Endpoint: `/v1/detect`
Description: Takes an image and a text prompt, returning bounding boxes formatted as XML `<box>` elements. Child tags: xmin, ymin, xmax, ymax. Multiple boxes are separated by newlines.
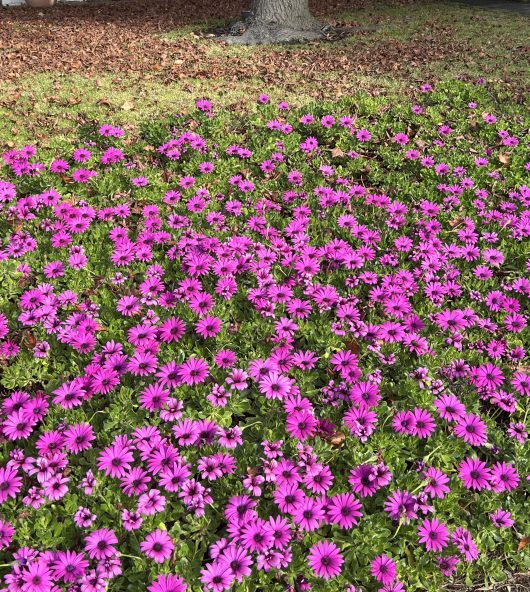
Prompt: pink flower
<box><xmin>418</xmin><ymin>518</ymin><xmax>449</xmax><ymax>552</ymax></box>
<box><xmin>148</xmin><ymin>574</ymin><xmax>187</xmax><ymax>592</ymax></box>
<box><xmin>178</xmin><ymin>357</ymin><xmax>209</xmax><ymax>385</ymax></box>
<box><xmin>371</xmin><ymin>554</ymin><xmax>397</xmax><ymax>584</ymax></box>
<box><xmin>140</xmin><ymin>529</ymin><xmax>174</xmax><ymax>563</ymax></box>
<box><xmin>84</xmin><ymin>529</ymin><xmax>118</xmax><ymax>560</ymax></box>
<box><xmin>307</xmin><ymin>540</ymin><xmax>344</xmax><ymax>579</ymax></box>
<box><xmin>454</xmin><ymin>413</ymin><xmax>487</xmax><ymax>446</ymax></box>
<box><xmin>459</xmin><ymin>457</ymin><xmax>491</xmax><ymax>491</ymax></box>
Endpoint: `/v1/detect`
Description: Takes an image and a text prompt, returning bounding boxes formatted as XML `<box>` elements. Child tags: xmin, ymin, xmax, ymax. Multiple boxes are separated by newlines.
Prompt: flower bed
<box><xmin>0</xmin><ymin>81</ymin><xmax>529</xmax><ymax>592</ymax></box>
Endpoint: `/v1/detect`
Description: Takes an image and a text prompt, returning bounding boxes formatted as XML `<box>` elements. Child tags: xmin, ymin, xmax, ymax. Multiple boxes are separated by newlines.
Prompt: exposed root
<box><xmin>218</xmin><ymin>10</ymin><xmax>328</xmax><ymax>45</ymax></box>
<box><xmin>221</xmin><ymin>23</ymin><xmax>324</xmax><ymax>45</ymax></box>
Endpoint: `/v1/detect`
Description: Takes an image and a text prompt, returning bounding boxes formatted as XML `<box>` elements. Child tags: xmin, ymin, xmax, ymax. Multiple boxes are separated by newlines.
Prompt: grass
<box><xmin>333</xmin><ymin>3</ymin><xmax>530</xmax><ymax>81</ymax></box>
<box><xmin>0</xmin><ymin>74</ymin><xmax>299</xmax><ymax>149</ymax></box>
<box><xmin>1</xmin><ymin>1</ymin><xmax>529</xmax><ymax>149</ymax></box>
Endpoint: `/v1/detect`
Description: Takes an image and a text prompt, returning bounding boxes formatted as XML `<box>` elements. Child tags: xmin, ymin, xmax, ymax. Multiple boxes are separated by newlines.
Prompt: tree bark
<box><xmin>223</xmin><ymin>0</ymin><xmax>324</xmax><ymax>45</ymax></box>
<box><xmin>252</xmin><ymin>0</ymin><xmax>320</xmax><ymax>31</ymax></box>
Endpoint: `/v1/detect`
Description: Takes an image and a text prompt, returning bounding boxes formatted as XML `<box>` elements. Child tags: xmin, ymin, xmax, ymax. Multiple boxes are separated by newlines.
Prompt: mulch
<box><xmin>0</xmin><ymin>0</ymin><xmax>474</xmax><ymax>91</ymax></box>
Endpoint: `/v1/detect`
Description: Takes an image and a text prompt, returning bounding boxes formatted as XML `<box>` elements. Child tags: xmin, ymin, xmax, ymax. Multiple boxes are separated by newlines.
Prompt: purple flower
<box><xmin>140</xmin><ymin>529</ymin><xmax>174</xmax><ymax>563</ymax></box>
<box><xmin>307</xmin><ymin>540</ymin><xmax>344</xmax><ymax>580</ymax></box>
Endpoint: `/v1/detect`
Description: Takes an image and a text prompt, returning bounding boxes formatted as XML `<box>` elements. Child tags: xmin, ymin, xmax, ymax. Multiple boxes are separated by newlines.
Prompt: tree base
<box><xmin>220</xmin><ymin>19</ymin><xmax>325</xmax><ymax>45</ymax></box>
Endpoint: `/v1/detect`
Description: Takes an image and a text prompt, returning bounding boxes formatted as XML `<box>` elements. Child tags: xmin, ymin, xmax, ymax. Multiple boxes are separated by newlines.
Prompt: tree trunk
<box><xmin>252</xmin><ymin>0</ymin><xmax>319</xmax><ymax>31</ymax></box>
<box><xmin>223</xmin><ymin>0</ymin><xmax>324</xmax><ymax>45</ymax></box>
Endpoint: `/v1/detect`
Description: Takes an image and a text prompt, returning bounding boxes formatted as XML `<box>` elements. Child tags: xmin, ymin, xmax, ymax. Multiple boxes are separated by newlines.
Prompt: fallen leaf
<box><xmin>0</xmin><ymin>0</ymin><xmax>487</xmax><ymax>99</ymax></box>
<box><xmin>518</xmin><ymin>537</ymin><xmax>530</xmax><ymax>551</ymax></box>
<box><xmin>22</xmin><ymin>332</ymin><xmax>37</xmax><ymax>349</ymax></box>
<box><xmin>345</xmin><ymin>338</ymin><xmax>361</xmax><ymax>356</ymax></box>
<box><xmin>324</xmin><ymin>430</ymin><xmax>346</xmax><ymax>447</ymax></box>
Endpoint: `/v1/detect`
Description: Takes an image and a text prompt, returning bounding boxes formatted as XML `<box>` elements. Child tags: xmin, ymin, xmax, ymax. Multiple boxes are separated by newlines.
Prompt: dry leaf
<box><xmin>498</xmin><ymin>153</ymin><xmax>510</xmax><ymax>164</ymax></box>
<box><xmin>329</xmin><ymin>431</ymin><xmax>346</xmax><ymax>447</ymax></box>
<box><xmin>345</xmin><ymin>338</ymin><xmax>361</xmax><ymax>356</ymax></box>
<box><xmin>518</xmin><ymin>536</ymin><xmax>530</xmax><ymax>551</ymax></box>
<box><xmin>22</xmin><ymin>332</ymin><xmax>37</xmax><ymax>349</ymax></box>
<box><xmin>324</xmin><ymin>430</ymin><xmax>346</xmax><ymax>447</ymax></box>
<box><xmin>0</xmin><ymin>0</ymin><xmax>479</xmax><ymax>99</ymax></box>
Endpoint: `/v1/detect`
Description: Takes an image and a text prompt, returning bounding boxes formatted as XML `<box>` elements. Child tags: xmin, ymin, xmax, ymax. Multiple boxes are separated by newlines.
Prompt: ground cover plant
<box><xmin>0</xmin><ymin>80</ymin><xmax>530</xmax><ymax>592</ymax></box>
